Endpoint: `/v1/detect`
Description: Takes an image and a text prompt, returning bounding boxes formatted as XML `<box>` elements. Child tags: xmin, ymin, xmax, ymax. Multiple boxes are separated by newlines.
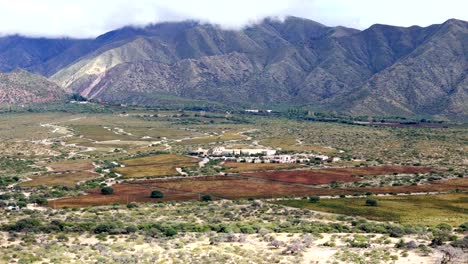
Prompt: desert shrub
<box><xmin>308</xmin><ymin>196</ymin><xmax>320</xmax><ymax>203</ymax></box>
<box><xmin>283</xmin><ymin>240</ymin><xmax>304</xmax><ymax>254</ymax></box>
<box><xmin>435</xmin><ymin>223</ymin><xmax>452</xmax><ymax>232</ymax></box>
<box><xmin>56</xmin><ymin>234</ymin><xmax>69</xmax><ymax>242</ymax></box>
<box><xmin>389</xmin><ymin>226</ymin><xmax>405</xmax><ymax>238</ymax></box>
<box><xmin>458</xmin><ymin>222</ymin><xmax>468</xmax><ymax>232</ymax></box>
<box><xmin>450</xmin><ymin>236</ymin><xmax>468</xmax><ymax>249</ymax></box>
<box><xmin>101</xmin><ymin>187</ymin><xmax>113</xmax><ymax>195</ymax></box>
<box><xmin>162</xmin><ymin>227</ymin><xmax>177</xmax><ymax>237</ymax></box>
<box><xmin>348</xmin><ymin>235</ymin><xmax>370</xmax><ymax>248</ymax></box>
<box><xmin>125</xmin><ymin>225</ymin><xmax>138</xmax><ymax>233</ymax></box>
<box><xmin>201</xmin><ymin>194</ymin><xmax>212</xmax><ymax>201</ymax></box>
<box><xmin>7</xmin><ymin>218</ymin><xmax>42</xmax><ymax>233</ymax></box>
<box><xmin>94</xmin><ymin>222</ymin><xmax>119</xmax><ymax>234</ymax></box>
<box><xmin>126</xmin><ymin>202</ymin><xmax>138</xmax><ymax>209</ymax></box>
<box><xmin>17</xmin><ymin>201</ymin><xmax>27</xmax><ymax>208</ymax></box>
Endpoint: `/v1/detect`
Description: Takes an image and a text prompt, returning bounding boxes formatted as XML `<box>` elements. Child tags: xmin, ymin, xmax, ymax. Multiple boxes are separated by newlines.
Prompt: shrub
<box><xmin>451</xmin><ymin>236</ymin><xmax>468</xmax><ymax>249</ymax></box>
<box><xmin>308</xmin><ymin>196</ymin><xmax>320</xmax><ymax>203</ymax></box>
<box><xmin>201</xmin><ymin>194</ymin><xmax>212</xmax><ymax>201</ymax></box>
<box><xmin>56</xmin><ymin>234</ymin><xmax>69</xmax><ymax>242</ymax></box>
<box><xmin>389</xmin><ymin>226</ymin><xmax>405</xmax><ymax>238</ymax></box>
<box><xmin>101</xmin><ymin>187</ymin><xmax>114</xmax><ymax>195</ymax></box>
<box><xmin>150</xmin><ymin>190</ymin><xmax>164</xmax><ymax>199</ymax></box>
<box><xmin>94</xmin><ymin>223</ymin><xmax>117</xmax><ymax>234</ymax></box>
<box><xmin>125</xmin><ymin>225</ymin><xmax>138</xmax><ymax>234</ymax></box>
<box><xmin>126</xmin><ymin>202</ymin><xmax>138</xmax><ymax>209</ymax></box>
<box><xmin>16</xmin><ymin>201</ymin><xmax>27</xmax><ymax>208</ymax></box>
<box><xmin>458</xmin><ymin>222</ymin><xmax>468</xmax><ymax>232</ymax></box>
<box><xmin>163</xmin><ymin>227</ymin><xmax>177</xmax><ymax>237</ymax></box>
<box><xmin>365</xmin><ymin>199</ymin><xmax>378</xmax><ymax>206</ymax></box>
<box><xmin>436</xmin><ymin>223</ymin><xmax>452</xmax><ymax>232</ymax></box>
<box><xmin>9</xmin><ymin>218</ymin><xmax>42</xmax><ymax>232</ymax></box>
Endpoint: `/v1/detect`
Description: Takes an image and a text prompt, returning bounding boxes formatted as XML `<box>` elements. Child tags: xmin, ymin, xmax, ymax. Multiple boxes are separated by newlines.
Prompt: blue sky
<box><xmin>0</xmin><ymin>0</ymin><xmax>466</xmax><ymax>37</ymax></box>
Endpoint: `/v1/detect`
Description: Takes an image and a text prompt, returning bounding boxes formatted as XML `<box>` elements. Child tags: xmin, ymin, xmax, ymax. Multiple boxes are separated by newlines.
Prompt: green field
<box><xmin>277</xmin><ymin>193</ymin><xmax>468</xmax><ymax>226</ymax></box>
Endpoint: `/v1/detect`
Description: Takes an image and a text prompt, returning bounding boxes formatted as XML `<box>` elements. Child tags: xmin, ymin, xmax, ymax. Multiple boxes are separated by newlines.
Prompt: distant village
<box><xmin>189</xmin><ymin>146</ymin><xmax>340</xmax><ymax>164</ymax></box>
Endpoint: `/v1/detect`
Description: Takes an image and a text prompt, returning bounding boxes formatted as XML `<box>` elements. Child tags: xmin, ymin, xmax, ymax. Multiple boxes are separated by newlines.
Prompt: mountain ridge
<box><xmin>0</xmin><ymin>16</ymin><xmax>466</xmax><ymax>120</ymax></box>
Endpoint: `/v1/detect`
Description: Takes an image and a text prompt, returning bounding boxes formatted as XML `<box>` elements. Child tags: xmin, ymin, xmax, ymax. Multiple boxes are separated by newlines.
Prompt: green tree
<box><xmin>150</xmin><ymin>190</ymin><xmax>164</xmax><ymax>198</ymax></box>
<box><xmin>365</xmin><ymin>199</ymin><xmax>378</xmax><ymax>206</ymax></box>
<box><xmin>308</xmin><ymin>196</ymin><xmax>320</xmax><ymax>203</ymax></box>
<box><xmin>101</xmin><ymin>187</ymin><xmax>114</xmax><ymax>195</ymax></box>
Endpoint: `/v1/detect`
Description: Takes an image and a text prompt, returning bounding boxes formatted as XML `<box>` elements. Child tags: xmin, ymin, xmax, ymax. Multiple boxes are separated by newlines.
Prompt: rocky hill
<box><xmin>0</xmin><ymin>69</ymin><xmax>68</xmax><ymax>105</ymax></box>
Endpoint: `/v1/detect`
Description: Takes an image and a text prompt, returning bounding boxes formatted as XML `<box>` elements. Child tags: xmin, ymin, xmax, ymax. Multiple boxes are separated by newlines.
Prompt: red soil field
<box><xmin>131</xmin><ymin>174</ymin><xmax>462</xmax><ymax>200</ymax></box>
<box><xmin>49</xmin><ymin>183</ymin><xmax>199</xmax><ymax>208</ymax></box>
<box><xmin>138</xmin><ymin>176</ymin><xmax>322</xmax><ymax>199</ymax></box>
<box><xmin>241</xmin><ymin>166</ymin><xmax>434</xmax><ymax>185</ymax></box>
<box><xmin>50</xmin><ymin>176</ymin><xmax>466</xmax><ymax>208</ymax></box>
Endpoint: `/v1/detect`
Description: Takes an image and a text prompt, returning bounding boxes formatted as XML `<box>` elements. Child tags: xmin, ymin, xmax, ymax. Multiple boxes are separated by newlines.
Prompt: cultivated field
<box><xmin>241</xmin><ymin>166</ymin><xmax>434</xmax><ymax>185</ymax></box>
<box><xmin>50</xmin><ymin>183</ymin><xmax>198</xmax><ymax>208</ymax></box>
<box><xmin>43</xmin><ymin>159</ymin><xmax>94</xmax><ymax>172</ymax></box>
<box><xmin>113</xmin><ymin>154</ymin><xmax>199</xmax><ymax>178</ymax></box>
<box><xmin>223</xmin><ymin>162</ymin><xmax>303</xmax><ymax>173</ymax></box>
<box><xmin>278</xmin><ymin>193</ymin><xmax>468</xmax><ymax>226</ymax></box>
<box><xmin>20</xmin><ymin>171</ymin><xmax>98</xmax><ymax>187</ymax></box>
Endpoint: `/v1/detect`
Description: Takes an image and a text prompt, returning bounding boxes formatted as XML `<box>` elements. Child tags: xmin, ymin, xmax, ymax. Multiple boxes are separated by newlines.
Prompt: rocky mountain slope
<box><xmin>0</xmin><ymin>69</ymin><xmax>68</xmax><ymax>105</ymax></box>
<box><xmin>0</xmin><ymin>17</ymin><xmax>466</xmax><ymax>119</ymax></box>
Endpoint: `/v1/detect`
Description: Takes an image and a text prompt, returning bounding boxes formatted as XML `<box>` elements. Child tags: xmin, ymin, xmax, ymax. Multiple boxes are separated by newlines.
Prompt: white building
<box><xmin>211</xmin><ymin>147</ymin><xmax>276</xmax><ymax>156</ymax></box>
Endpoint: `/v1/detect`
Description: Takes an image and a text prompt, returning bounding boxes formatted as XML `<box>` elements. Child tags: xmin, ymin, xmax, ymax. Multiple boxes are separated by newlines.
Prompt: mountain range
<box><xmin>0</xmin><ymin>16</ymin><xmax>466</xmax><ymax>120</ymax></box>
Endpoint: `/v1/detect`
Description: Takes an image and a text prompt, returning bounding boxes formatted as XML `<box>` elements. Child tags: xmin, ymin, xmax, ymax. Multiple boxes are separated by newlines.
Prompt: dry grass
<box><xmin>175</xmin><ymin>130</ymin><xmax>247</xmax><ymax>145</ymax></box>
<box><xmin>126</xmin><ymin>144</ymin><xmax>167</xmax><ymax>154</ymax></box>
<box><xmin>119</xmin><ymin>154</ymin><xmax>195</xmax><ymax>166</ymax></box>
<box><xmin>44</xmin><ymin>159</ymin><xmax>94</xmax><ymax>172</ymax></box>
<box><xmin>124</xmin><ymin>127</ymin><xmax>201</xmax><ymax>140</ymax></box>
<box><xmin>71</xmin><ymin>125</ymin><xmax>133</xmax><ymax>141</ymax></box>
<box><xmin>114</xmin><ymin>154</ymin><xmax>198</xmax><ymax>178</ymax></box>
<box><xmin>260</xmin><ymin>137</ymin><xmax>336</xmax><ymax>153</ymax></box>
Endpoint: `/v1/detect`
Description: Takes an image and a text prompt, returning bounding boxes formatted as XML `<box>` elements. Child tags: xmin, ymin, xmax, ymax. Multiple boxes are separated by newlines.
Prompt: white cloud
<box><xmin>0</xmin><ymin>0</ymin><xmax>466</xmax><ymax>38</ymax></box>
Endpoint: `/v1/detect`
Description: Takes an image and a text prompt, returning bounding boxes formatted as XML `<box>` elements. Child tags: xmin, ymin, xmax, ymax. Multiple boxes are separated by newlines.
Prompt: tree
<box><xmin>365</xmin><ymin>199</ymin><xmax>378</xmax><ymax>206</ymax></box>
<box><xmin>70</xmin><ymin>93</ymin><xmax>87</xmax><ymax>101</ymax></box>
<box><xmin>201</xmin><ymin>194</ymin><xmax>212</xmax><ymax>201</ymax></box>
<box><xmin>150</xmin><ymin>190</ymin><xmax>164</xmax><ymax>199</ymax></box>
<box><xmin>101</xmin><ymin>187</ymin><xmax>114</xmax><ymax>195</ymax></box>
<box><xmin>308</xmin><ymin>196</ymin><xmax>320</xmax><ymax>203</ymax></box>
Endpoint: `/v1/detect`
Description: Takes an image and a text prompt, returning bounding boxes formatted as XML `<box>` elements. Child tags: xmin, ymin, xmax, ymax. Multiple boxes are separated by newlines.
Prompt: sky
<box><xmin>0</xmin><ymin>0</ymin><xmax>466</xmax><ymax>38</ymax></box>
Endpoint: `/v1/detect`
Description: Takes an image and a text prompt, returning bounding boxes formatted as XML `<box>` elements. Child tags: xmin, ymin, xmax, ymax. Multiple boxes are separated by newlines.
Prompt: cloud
<box><xmin>0</xmin><ymin>0</ymin><xmax>466</xmax><ymax>38</ymax></box>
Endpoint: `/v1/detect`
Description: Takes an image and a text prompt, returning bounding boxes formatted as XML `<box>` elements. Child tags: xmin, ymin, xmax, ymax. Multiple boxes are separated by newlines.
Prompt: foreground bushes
<box><xmin>2</xmin><ymin>216</ymin><xmax>432</xmax><ymax>240</ymax></box>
